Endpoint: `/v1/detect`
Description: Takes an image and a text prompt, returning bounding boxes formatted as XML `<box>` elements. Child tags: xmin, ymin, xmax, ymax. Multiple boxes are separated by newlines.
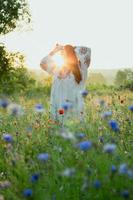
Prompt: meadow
<box><xmin>0</xmin><ymin>84</ymin><xmax>133</xmax><ymax>200</ymax></box>
<box><xmin>0</xmin><ymin>0</ymin><xmax>133</xmax><ymax>199</ymax></box>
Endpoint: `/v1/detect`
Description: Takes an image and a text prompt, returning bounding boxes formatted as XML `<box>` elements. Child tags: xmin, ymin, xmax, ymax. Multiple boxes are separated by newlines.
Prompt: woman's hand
<box><xmin>49</xmin><ymin>44</ymin><xmax>64</xmax><ymax>56</ymax></box>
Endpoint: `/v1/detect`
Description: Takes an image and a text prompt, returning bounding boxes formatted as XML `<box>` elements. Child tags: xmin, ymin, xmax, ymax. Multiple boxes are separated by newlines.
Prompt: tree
<box><xmin>0</xmin><ymin>0</ymin><xmax>31</xmax><ymax>35</ymax></box>
<box><xmin>0</xmin><ymin>1</ymin><xmax>33</xmax><ymax>94</ymax></box>
<box><xmin>0</xmin><ymin>43</ymin><xmax>35</xmax><ymax>94</ymax></box>
<box><xmin>0</xmin><ymin>43</ymin><xmax>14</xmax><ymax>78</ymax></box>
<box><xmin>115</xmin><ymin>69</ymin><xmax>133</xmax><ymax>86</ymax></box>
<box><xmin>0</xmin><ymin>43</ymin><xmax>25</xmax><ymax>80</ymax></box>
<box><xmin>114</xmin><ymin>70</ymin><xmax>127</xmax><ymax>86</ymax></box>
<box><xmin>0</xmin><ymin>0</ymin><xmax>31</xmax><ymax>78</ymax></box>
<box><xmin>124</xmin><ymin>69</ymin><xmax>133</xmax><ymax>81</ymax></box>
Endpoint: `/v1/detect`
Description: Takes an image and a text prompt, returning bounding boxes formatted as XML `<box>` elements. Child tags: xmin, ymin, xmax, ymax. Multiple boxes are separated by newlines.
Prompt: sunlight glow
<box><xmin>52</xmin><ymin>54</ymin><xmax>64</xmax><ymax>68</ymax></box>
<box><xmin>1</xmin><ymin>0</ymin><xmax>133</xmax><ymax>69</ymax></box>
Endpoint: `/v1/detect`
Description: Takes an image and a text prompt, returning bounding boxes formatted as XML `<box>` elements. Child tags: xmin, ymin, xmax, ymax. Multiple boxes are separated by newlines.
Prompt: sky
<box><xmin>0</xmin><ymin>0</ymin><xmax>133</xmax><ymax>69</ymax></box>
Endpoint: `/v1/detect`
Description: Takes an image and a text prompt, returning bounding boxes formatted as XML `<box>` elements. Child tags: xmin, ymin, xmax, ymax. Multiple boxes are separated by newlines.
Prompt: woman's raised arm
<box><xmin>40</xmin><ymin>54</ymin><xmax>56</xmax><ymax>75</ymax></box>
<box><xmin>40</xmin><ymin>44</ymin><xmax>64</xmax><ymax>75</ymax></box>
<box><xmin>40</xmin><ymin>54</ymin><xmax>56</xmax><ymax>74</ymax></box>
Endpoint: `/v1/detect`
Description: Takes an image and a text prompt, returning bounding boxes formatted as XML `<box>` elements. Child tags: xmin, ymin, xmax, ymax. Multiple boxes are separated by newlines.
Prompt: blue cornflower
<box><xmin>35</xmin><ymin>104</ymin><xmax>44</xmax><ymax>113</ymax></box>
<box><xmin>103</xmin><ymin>143</ymin><xmax>116</xmax><ymax>153</ymax></box>
<box><xmin>119</xmin><ymin>163</ymin><xmax>128</xmax><ymax>174</ymax></box>
<box><xmin>0</xmin><ymin>98</ymin><xmax>10</xmax><ymax>109</ymax></box>
<box><xmin>76</xmin><ymin>133</ymin><xmax>85</xmax><ymax>139</ymax></box>
<box><xmin>3</xmin><ymin>134</ymin><xmax>13</xmax><ymax>143</ymax></box>
<box><xmin>93</xmin><ymin>180</ymin><xmax>101</xmax><ymax>189</ymax></box>
<box><xmin>61</xmin><ymin>102</ymin><xmax>72</xmax><ymax>111</ymax></box>
<box><xmin>101</xmin><ymin>111</ymin><xmax>112</xmax><ymax>119</ymax></box>
<box><xmin>128</xmin><ymin>105</ymin><xmax>133</xmax><ymax>111</ymax></box>
<box><xmin>37</xmin><ymin>153</ymin><xmax>49</xmax><ymax>161</ymax></box>
<box><xmin>52</xmin><ymin>193</ymin><xmax>56</xmax><ymax>200</ymax></box>
<box><xmin>62</xmin><ymin>103</ymin><xmax>69</xmax><ymax>110</ymax></box>
<box><xmin>111</xmin><ymin>165</ymin><xmax>117</xmax><ymax>173</ymax></box>
<box><xmin>81</xmin><ymin>90</ymin><xmax>89</xmax><ymax>97</ymax></box>
<box><xmin>99</xmin><ymin>136</ymin><xmax>104</xmax><ymax>143</ymax></box>
<box><xmin>7</xmin><ymin>103</ymin><xmax>23</xmax><ymax>116</ymax></box>
<box><xmin>23</xmin><ymin>188</ymin><xmax>33</xmax><ymax>197</ymax></box>
<box><xmin>30</xmin><ymin>173</ymin><xmax>40</xmax><ymax>183</ymax></box>
<box><xmin>61</xmin><ymin>168</ymin><xmax>75</xmax><ymax>177</ymax></box>
<box><xmin>108</xmin><ymin>120</ymin><xmax>119</xmax><ymax>132</ymax></box>
<box><xmin>121</xmin><ymin>190</ymin><xmax>129</xmax><ymax>199</ymax></box>
<box><xmin>78</xmin><ymin>141</ymin><xmax>92</xmax><ymax>151</ymax></box>
<box><xmin>127</xmin><ymin>169</ymin><xmax>133</xmax><ymax>179</ymax></box>
<box><xmin>0</xmin><ymin>180</ymin><xmax>11</xmax><ymax>189</ymax></box>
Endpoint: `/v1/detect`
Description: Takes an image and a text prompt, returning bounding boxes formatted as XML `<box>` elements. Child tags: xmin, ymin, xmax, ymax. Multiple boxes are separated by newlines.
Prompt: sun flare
<box><xmin>52</xmin><ymin>54</ymin><xmax>64</xmax><ymax>68</ymax></box>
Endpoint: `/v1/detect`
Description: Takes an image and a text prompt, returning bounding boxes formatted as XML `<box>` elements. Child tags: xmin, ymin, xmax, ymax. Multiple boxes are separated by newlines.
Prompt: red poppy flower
<box><xmin>58</xmin><ymin>109</ymin><xmax>64</xmax><ymax>115</ymax></box>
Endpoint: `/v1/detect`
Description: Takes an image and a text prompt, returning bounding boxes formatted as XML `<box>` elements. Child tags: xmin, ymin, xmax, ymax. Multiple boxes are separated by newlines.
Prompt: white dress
<box><xmin>40</xmin><ymin>46</ymin><xmax>91</xmax><ymax>122</ymax></box>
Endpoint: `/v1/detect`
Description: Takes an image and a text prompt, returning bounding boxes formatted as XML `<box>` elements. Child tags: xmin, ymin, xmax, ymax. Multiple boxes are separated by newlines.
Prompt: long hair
<box><xmin>63</xmin><ymin>45</ymin><xmax>82</xmax><ymax>84</ymax></box>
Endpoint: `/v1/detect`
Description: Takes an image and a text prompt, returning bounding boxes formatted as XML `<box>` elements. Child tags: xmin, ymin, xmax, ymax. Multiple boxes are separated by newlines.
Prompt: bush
<box><xmin>114</xmin><ymin>69</ymin><xmax>133</xmax><ymax>91</ymax></box>
<box><xmin>123</xmin><ymin>80</ymin><xmax>133</xmax><ymax>91</ymax></box>
<box><xmin>0</xmin><ymin>44</ymin><xmax>36</xmax><ymax>95</ymax></box>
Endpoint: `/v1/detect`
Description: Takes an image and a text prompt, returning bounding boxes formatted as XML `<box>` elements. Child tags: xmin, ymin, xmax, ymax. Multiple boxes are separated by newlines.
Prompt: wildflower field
<box><xmin>0</xmin><ymin>87</ymin><xmax>133</xmax><ymax>200</ymax></box>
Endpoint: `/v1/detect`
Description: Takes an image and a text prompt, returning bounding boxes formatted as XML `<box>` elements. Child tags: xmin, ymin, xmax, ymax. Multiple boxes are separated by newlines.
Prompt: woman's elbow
<box><xmin>40</xmin><ymin>62</ymin><xmax>43</xmax><ymax>69</ymax></box>
<box><xmin>40</xmin><ymin>62</ymin><xmax>47</xmax><ymax>70</ymax></box>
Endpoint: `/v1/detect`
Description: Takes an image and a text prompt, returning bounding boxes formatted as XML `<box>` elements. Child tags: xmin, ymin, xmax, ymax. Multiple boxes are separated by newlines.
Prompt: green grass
<box><xmin>0</xmin><ymin>88</ymin><xmax>133</xmax><ymax>200</ymax></box>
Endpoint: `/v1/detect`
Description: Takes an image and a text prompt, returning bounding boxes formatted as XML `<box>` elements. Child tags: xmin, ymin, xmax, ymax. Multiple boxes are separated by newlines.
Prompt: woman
<box><xmin>40</xmin><ymin>44</ymin><xmax>91</xmax><ymax>122</ymax></box>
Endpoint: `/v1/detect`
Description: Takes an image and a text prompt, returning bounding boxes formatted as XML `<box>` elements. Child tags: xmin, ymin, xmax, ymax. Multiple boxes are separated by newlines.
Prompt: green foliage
<box><xmin>86</xmin><ymin>83</ymin><xmax>115</xmax><ymax>96</ymax></box>
<box><xmin>0</xmin><ymin>90</ymin><xmax>133</xmax><ymax>199</ymax></box>
<box><xmin>123</xmin><ymin>80</ymin><xmax>133</xmax><ymax>91</ymax></box>
<box><xmin>114</xmin><ymin>69</ymin><xmax>133</xmax><ymax>89</ymax></box>
<box><xmin>0</xmin><ymin>43</ymin><xmax>14</xmax><ymax>75</ymax></box>
<box><xmin>0</xmin><ymin>43</ymin><xmax>35</xmax><ymax>94</ymax></box>
<box><xmin>0</xmin><ymin>0</ymin><xmax>32</xmax><ymax>94</ymax></box>
<box><xmin>115</xmin><ymin>70</ymin><xmax>127</xmax><ymax>86</ymax></box>
<box><xmin>0</xmin><ymin>0</ymin><xmax>31</xmax><ymax>35</ymax></box>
